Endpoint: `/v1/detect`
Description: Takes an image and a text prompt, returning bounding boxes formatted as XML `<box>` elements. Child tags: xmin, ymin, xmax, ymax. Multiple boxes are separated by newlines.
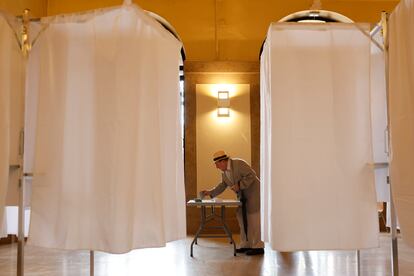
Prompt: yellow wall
<box><xmin>45</xmin><ymin>0</ymin><xmax>399</xmax><ymax>61</ymax></box>
<box><xmin>1</xmin><ymin>0</ymin><xmax>401</xmax><ymax>59</ymax></box>
<box><xmin>0</xmin><ymin>0</ymin><xmax>47</xmax><ymax>17</ymax></box>
<box><xmin>196</xmin><ymin>84</ymin><xmax>251</xmax><ymax>199</ymax></box>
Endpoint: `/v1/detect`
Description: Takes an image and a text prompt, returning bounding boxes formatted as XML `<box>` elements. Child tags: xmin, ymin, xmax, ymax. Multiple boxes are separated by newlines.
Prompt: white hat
<box><xmin>213</xmin><ymin>150</ymin><xmax>229</xmax><ymax>162</ymax></box>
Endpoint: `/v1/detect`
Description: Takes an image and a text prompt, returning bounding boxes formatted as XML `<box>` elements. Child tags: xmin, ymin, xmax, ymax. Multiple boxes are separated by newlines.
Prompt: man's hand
<box><xmin>200</xmin><ymin>190</ymin><xmax>211</xmax><ymax>198</ymax></box>
<box><xmin>231</xmin><ymin>183</ymin><xmax>240</xmax><ymax>193</ymax></box>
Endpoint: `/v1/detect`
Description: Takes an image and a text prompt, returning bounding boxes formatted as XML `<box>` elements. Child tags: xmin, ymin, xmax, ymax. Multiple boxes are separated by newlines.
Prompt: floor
<box><xmin>0</xmin><ymin>234</ymin><xmax>413</xmax><ymax>276</ymax></box>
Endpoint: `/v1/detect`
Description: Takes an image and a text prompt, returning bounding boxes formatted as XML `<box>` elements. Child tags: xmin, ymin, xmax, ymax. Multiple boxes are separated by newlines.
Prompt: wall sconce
<box><xmin>217</xmin><ymin>91</ymin><xmax>230</xmax><ymax>117</ymax></box>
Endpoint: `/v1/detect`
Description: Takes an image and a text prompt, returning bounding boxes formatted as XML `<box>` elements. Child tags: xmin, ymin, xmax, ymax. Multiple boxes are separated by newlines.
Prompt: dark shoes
<box><xmin>245</xmin><ymin>248</ymin><xmax>264</xmax><ymax>255</ymax></box>
<box><xmin>236</xmin><ymin>247</ymin><xmax>250</xmax><ymax>253</ymax></box>
<box><xmin>236</xmin><ymin>248</ymin><xmax>264</xmax><ymax>255</ymax></box>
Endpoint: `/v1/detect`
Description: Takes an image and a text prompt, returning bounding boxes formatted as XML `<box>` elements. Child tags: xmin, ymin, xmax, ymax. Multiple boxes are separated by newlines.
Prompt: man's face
<box><xmin>215</xmin><ymin>159</ymin><xmax>227</xmax><ymax>172</ymax></box>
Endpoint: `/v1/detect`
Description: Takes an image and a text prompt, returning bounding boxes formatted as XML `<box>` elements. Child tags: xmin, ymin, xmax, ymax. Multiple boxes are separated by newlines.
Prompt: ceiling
<box><xmin>0</xmin><ymin>0</ymin><xmax>400</xmax><ymax>61</ymax></box>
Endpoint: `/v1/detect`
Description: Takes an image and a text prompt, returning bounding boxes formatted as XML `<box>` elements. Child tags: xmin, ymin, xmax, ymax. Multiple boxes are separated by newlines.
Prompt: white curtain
<box><xmin>27</xmin><ymin>4</ymin><xmax>186</xmax><ymax>253</ymax></box>
<box><xmin>260</xmin><ymin>23</ymin><xmax>379</xmax><ymax>251</ymax></box>
<box><xmin>260</xmin><ymin>38</ymin><xmax>272</xmax><ymax>243</ymax></box>
<box><xmin>389</xmin><ymin>0</ymin><xmax>414</xmax><ymax>248</ymax></box>
<box><xmin>0</xmin><ymin>13</ymin><xmax>22</xmax><ymax>235</ymax></box>
<box><xmin>0</xmin><ymin>15</ymin><xmax>11</xmax><ymax>236</ymax></box>
<box><xmin>1</xmin><ymin>207</ymin><xmax>30</xmax><ymax>237</ymax></box>
<box><xmin>370</xmin><ymin>31</ymin><xmax>389</xmax><ymax>202</ymax></box>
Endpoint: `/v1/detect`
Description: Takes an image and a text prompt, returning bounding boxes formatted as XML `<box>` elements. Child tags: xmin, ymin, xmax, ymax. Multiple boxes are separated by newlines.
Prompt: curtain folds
<box><xmin>27</xmin><ymin>4</ymin><xmax>186</xmax><ymax>253</ymax></box>
<box><xmin>0</xmin><ymin>14</ymin><xmax>23</xmax><ymax>235</ymax></box>
<box><xmin>260</xmin><ymin>23</ymin><xmax>379</xmax><ymax>251</ymax></box>
<box><xmin>0</xmin><ymin>15</ymin><xmax>11</xmax><ymax>236</ymax></box>
<box><xmin>389</xmin><ymin>0</ymin><xmax>414</xmax><ymax>248</ymax></box>
<box><xmin>260</xmin><ymin>38</ymin><xmax>272</xmax><ymax>243</ymax></box>
<box><xmin>370</xmin><ymin>31</ymin><xmax>389</xmax><ymax>202</ymax></box>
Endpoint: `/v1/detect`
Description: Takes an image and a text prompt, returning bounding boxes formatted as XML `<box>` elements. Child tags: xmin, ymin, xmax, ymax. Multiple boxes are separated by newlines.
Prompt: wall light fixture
<box><xmin>217</xmin><ymin>91</ymin><xmax>230</xmax><ymax>117</ymax></box>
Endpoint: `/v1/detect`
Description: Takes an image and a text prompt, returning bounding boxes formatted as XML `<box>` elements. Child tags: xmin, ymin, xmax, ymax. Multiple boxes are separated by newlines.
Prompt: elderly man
<box><xmin>201</xmin><ymin>150</ymin><xmax>264</xmax><ymax>255</ymax></box>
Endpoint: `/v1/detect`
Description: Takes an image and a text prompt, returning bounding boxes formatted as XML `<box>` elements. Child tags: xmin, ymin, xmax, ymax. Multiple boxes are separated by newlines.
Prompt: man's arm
<box><xmin>209</xmin><ymin>182</ymin><xmax>227</xmax><ymax>198</ymax></box>
<box><xmin>202</xmin><ymin>182</ymin><xmax>227</xmax><ymax>198</ymax></box>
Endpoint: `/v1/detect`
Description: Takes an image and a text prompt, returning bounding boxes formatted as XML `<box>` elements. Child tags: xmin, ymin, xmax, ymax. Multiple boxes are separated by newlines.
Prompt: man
<box><xmin>201</xmin><ymin>150</ymin><xmax>265</xmax><ymax>255</ymax></box>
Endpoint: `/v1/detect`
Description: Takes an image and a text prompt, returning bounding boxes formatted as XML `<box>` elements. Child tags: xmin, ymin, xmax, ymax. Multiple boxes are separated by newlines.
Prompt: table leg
<box><xmin>221</xmin><ymin>206</ymin><xmax>237</xmax><ymax>256</ymax></box>
<box><xmin>191</xmin><ymin>206</ymin><xmax>206</xmax><ymax>257</ymax></box>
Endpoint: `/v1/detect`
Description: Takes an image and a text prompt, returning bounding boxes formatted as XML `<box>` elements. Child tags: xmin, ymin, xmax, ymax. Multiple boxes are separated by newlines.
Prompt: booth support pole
<box><xmin>16</xmin><ymin>8</ymin><xmax>31</xmax><ymax>276</ymax></box>
<box><xmin>17</xmin><ymin>178</ymin><xmax>24</xmax><ymax>276</ymax></box>
<box><xmin>90</xmin><ymin>251</ymin><xmax>94</xmax><ymax>276</ymax></box>
<box><xmin>357</xmin><ymin>250</ymin><xmax>361</xmax><ymax>275</ymax></box>
<box><xmin>381</xmin><ymin>11</ymin><xmax>399</xmax><ymax>276</ymax></box>
<box><xmin>390</xmin><ymin>184</ymin><xmax>399</xmax><ymax>276</ymax></box>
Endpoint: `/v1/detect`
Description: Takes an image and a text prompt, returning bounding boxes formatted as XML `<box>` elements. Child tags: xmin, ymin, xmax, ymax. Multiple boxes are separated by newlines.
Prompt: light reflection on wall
<box><xmin>196</xmin><ymin>84</ymin><xmax>251</xmax><ymax>199</ymax></box>
<box><xmin>208</xmin><ymin>109</ymin><xmax>246</xmax><ymax>124</ymax></box>
<box><xmin>210</xmin><ymin>84</ymin><xmax>237</xmax><ymax>98</ymax></box>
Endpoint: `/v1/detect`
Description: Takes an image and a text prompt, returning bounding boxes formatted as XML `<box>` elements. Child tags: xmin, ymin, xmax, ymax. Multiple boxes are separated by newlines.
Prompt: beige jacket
<box><xmin>210</xmin><ymin>158</ymin><xmax>260</xmax><ymax>213</ymax></box>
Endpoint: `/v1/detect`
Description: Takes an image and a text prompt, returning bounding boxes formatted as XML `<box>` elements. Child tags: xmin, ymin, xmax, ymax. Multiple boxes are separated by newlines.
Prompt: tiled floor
<box><xmin>0</xmin><ymin>234</ymin><xmax>413</xmax><ymax>276</ymax></box>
